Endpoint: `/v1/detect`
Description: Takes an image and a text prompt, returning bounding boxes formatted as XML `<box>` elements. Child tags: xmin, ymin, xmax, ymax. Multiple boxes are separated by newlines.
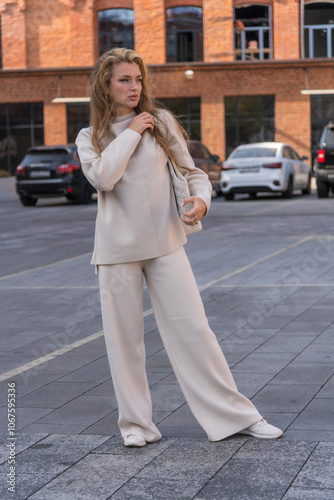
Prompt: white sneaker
<box><xmin>238</xmin><ymin>419</ymin><xmax>283</xmax><ymax>439</ymax></box>
<box><xmin>123</xmin><ymin>434</ymin><xmax>147</xmax><ymax>447</ymax></box>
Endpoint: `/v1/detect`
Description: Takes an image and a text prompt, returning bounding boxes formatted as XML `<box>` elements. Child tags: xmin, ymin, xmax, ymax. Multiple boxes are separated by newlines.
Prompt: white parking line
<box><xmin>0</xmin><ymin>236</ymin><xmax>314</xmax><ymax>382</ymax></box>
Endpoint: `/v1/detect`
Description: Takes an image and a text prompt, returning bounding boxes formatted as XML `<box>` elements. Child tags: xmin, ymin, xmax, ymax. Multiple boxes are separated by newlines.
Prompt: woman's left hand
<box><xmin>182</xmin><ymin>196</ymin><xmax>207</xmax><ymax>226</ymax></box>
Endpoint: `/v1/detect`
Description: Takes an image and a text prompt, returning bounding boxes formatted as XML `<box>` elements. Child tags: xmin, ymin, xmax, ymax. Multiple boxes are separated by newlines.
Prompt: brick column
<box><xmin>273</xmin><ymin>0</ymin><xmax>300</xmax><ymax>60</ymax></box>
<box><xmin>70</xmin><ymin>0</ymin><xmax>95</xmax><ymax>66</ymax></box>
<box><xmin>44</xmin><ymin>104</ymin><xmax>67</xmax><ymax>145</ymax></box>
<box><xmin>203</xmin><ymin>0</ymin><xmax>234</xmax><ymax>62</ymax></box>
<box><xmin>133</xmin><ymin>0</ymin><xmax>165</xmax><ymax>63</ymax></box>
<box><xmin>0</xmin><ymin>2</ymin><xmax>27</xmax><ymax>68</ymax></box>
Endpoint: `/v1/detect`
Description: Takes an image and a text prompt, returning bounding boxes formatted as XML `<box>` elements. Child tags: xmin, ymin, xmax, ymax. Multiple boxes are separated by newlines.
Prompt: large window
<box><xmin>234</xmin><ymin>5</ymin><xmax>271</xmax><ymax>60</ymax></box>
<box><xmin>67</xmin><ymin>104</ymin><xmax>89</xmax><ymax>143</ymax></box>
<box><xmin>304</xmin><ymin>2</ymin><xmax>334</xmax><ymax>58</ymax></box>
<box><xmin>311</xmin><ymin>95</ymin><xmax>334</xmax><ymax>165</ymax></box>
<box><xmin>0</xmin><ymin>16</ymin><xmax>2</xmax><ymax>69</ymax></box>
<box><xmin>158</xmin><ymin>98</ymin><xmax>201</xmax><ymax>140</ymax></box>
<box><xmin>225</xmin><ymin>96</ymin><xmax>275</xmax><ymax>157</ymax></box>
<box><xmin>0</xmin><ymin>103</ymin><xmax>44</xmax><ymax>175</ymax></box>
<box><xmin>166</xmin><ymin>7</ymin><xmax>203</xmax><ymax>62</ymax></box>
<box><xmin>98</xmin><ymin>9</ymin><xmax>134</xmax><ymax>55</ymax></box>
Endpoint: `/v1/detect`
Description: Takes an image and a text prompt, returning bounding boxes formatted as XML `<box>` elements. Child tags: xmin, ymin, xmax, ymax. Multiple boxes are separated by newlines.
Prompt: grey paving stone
<box><xmin>150</xmin><ymin>383</ymin><xmax>186</xmax><ymax>412</ymax></box>
<box><xmin>270</xmin><ymin>362</ymin><xmax>334</xmax><ymax>386</ymax></box>
<box><xmin>218</xmin><ymin>342</ymin><xmax>258</xmax><ymax>364</ymax></box>
<box><xmin>231</xmin><ymin>372</ymin><xmax>275</xmax><ymax>398</ymax></box>
<box><xmin>18</xmin><ymin>422</ymin><xmax>92</xmax><ymax>435</ymax></box>
<box><xmin>278</xmin><ymin>321</ymin><xmax>331</xmax><ymax>336</ymax></box>
<box><xmin>312</xmin><ymin>326</ymin><xmax>334</xmax><ymax>345</ymax></box>
<box><xmin>255</xmin><ymin>334</ymin><xmax>315</xmax><ymax>354</ymax></box>
<box><xmin>57</xmin><ymin>356</ymin><xmax>111</xmax><ymax>383</ymax></box>
<box><xmin>316</xmin><ymin>374</ymin><xmax>334</xmax><ymax>398</ymax></box>
<box><xmin>145</xmin><ymin>351</ymin><xmax>173</xmax><ymax>373</ymax></box>
<box><xmin>18</xmin><ymin>381</ymin><xmax>98</xmax><ymax>408</ymax></box>
<box><xmin>0</xmin><ymin>432</ymin><xmax>47</xmax><ymax>465</ymax></box>
<box><xmin>232</xmin><ymin>352</ymin><xmax>295</xmax><ymax>373</ymax></box>
<box><xmin>0</xmin><ymin>434</ymin><xmax>109</xmax><ymax>499</ymax></box>
<box><xmin>223</xmin><ymin>328</ymin><xmax>278</xmax><ymax>345</ymax></box>
<box><xmin>296</xmin><ymin>306</ymin><xmax>334</xmax><ymax>323</ymax></box>
<box><xmin>291</xmin><ymin>442</ymin><xmax>334</xmax><ymax>489</ymax></box>
<box><xmin>27</xmin><ymin>437</ymin><xmax>177</xmax><ymax>500</ymax></box>
<box><xmin>283</xmin><ymin>486</ymin><xmax>334</xmax><ymax>499</ymax></box>
<box><xmin>293</xmin><ymin>344</ymin><xmax>334</xmax><ymax>363</ymax></box>
<box><xmin>157</xmin><ymin>404</ymin><xmax>206</xmax><ymax>439</ymax></box>
<box><xmin>34</xmin><ymin>395</ymin><xmax>117</xmax><ymax>426</ymax></box>
<box><xmin>0</xmin><ymin>406</ymin><xmax>53</xmax><ymax>433</ymax></box>
<box><xmin>250</xmin><ymin>384</ymin><xmax>319</xmax><ymax>413</ymax></box>
<box><xmin>283</xmin><ymin>429</ymin><xmax>334</xmax><ymax>442</ymax></box>
<box><xmin>289</xmin><ymin>399</ymin><xmax>334</xmax><ymax>431</ymax></box>
<box><xmin>194</xmin><ymin>440</ymin><xmax>316</xmax><ymax>500</ymax></box>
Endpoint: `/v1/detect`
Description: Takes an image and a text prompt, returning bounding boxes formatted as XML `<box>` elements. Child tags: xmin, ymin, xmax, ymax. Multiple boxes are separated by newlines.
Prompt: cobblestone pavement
<box><xmin>1</xmin><ymin>177</ymin><xmax>334</xmax><ymax>499</ymax></box>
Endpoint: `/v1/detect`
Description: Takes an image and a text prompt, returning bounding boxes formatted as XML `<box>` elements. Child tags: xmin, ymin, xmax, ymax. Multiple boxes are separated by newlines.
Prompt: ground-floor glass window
<box><xmin>225</xmin><ymin>95</ymin><xmax>275</xmax><ymax>158</ymax></box>
<box><xmin>67</xmin><ymin>104</ymin><xmax>90</xmax><ymax>143</ymax></box>
<box><xmin>157</xmin><ymin>97</ymin><xmax>201</xmax><ymax>140</ymax></box>
<box><xmin>0</xmin><ymin>102</ymin><xmax>44</xmax><ymax>175</ymax></box>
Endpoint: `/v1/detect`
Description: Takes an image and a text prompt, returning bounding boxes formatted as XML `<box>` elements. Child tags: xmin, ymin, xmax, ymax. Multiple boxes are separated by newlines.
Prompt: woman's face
<box><xmin>109</xmin><ymin>62</ymin><xmax>142</xmax><ymax>116</ymax></box>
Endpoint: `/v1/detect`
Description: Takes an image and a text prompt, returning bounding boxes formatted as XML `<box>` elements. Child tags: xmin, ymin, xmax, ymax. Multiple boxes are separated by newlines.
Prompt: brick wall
<box><xmin>0</xmin><ymin>2</ymin><xmax>27</xmax><ymax>68</ymax></box>
<box><xmin>273</xmin><ymin>0</ymin><xmax>300</xmax><ymax>60</ymax></box>
<box><xmin>133</xmin><ymin>0</ymin><xmax>165</xmax><ymax>64</ymax></box>
<box><xmin>203</xmin><ymin>0</ymin><xmax>234</xmax><ymax>62</ymax></box>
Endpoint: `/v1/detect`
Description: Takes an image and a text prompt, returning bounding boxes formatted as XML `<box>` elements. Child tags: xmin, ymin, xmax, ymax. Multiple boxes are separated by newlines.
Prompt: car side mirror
<box><xmin>212</xmin><ymin>154</ymin><xmax>220</xmax><ymax>162</ymax></box>
<box><xmin>302</xmin><ymin>155</ymin><xmax>308</xmax><ymax>160</ymax></box>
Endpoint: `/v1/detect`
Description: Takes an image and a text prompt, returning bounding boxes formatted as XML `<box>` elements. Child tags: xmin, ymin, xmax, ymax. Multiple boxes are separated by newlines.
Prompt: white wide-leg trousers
<box><xmin>98</xmin><ymin>247</ymin><xmax>261</xmax><ymax>442</ymax></box>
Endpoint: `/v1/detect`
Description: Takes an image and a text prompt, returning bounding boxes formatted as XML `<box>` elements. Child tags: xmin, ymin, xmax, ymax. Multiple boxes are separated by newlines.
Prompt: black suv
<box><xmin>15</xmin><ymin>145</ymin><xmax>95</xmax><ymax>206</ymax></box>
<box><xmin>188</xmin><ymin>140</ymin><xmax>222</xmax><ymax>195</ymax></box>
<box><xmin>314</xmin><ymin>123</ymin><xmax>334</xmax><ymax>198</ymax></box>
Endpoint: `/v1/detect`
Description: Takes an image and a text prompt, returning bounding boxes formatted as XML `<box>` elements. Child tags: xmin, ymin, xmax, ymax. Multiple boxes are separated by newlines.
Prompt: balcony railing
<box><xmin>234</xmin><ymin>26</ymin><xmax>271</xmax><ymax>61</ymax></box>
<box><xmin>304</xmin><ymin>24</ymin><xmax>334</xmax><ymax>58</ymax></box>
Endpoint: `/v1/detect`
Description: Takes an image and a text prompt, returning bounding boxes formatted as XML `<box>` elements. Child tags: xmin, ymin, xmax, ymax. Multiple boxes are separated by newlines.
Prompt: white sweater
<box><xmin>75</xmin><ymin>109</ymin><xmax>212</xmax><ymax>265</ymax></box>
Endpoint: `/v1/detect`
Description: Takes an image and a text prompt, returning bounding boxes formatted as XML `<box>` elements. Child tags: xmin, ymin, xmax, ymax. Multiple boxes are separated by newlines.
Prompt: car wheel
<box><xmin>19</xmin><ymin>195</ymin><xmax>37</xmax><ymax>206</ymax></box>
<box><xmin>302</xmin><ymin>174</ymin><xmax>311</xmax><ymax>195</ymax></box>
<box><xmin>316</xmin><ymin>178</ymin><xmax>329</xmax><ymax>198</ymax></box>
<box><xmin>224</xmin><ymin>193</ymin><xmax>235</xmax><ymax>201</ymax></box>
<box><xmin>75</xmin><ymin>182</ymin><xmax>92</xmax><ymax>204</ymax></box>
<box><xmin>282</xmin><ymin>177</ymin><xmax>293</xmax><ymax>198</ymax></box>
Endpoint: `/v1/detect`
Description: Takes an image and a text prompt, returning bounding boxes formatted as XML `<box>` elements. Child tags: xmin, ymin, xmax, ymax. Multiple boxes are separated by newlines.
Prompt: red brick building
<box><xmin>1</xmin><ymin>0</ymin><xmax>334</xmax><ymax>173</ymax></box>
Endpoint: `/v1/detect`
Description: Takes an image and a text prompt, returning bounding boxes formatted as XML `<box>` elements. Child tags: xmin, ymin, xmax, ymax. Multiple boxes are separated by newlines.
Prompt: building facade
<box><xmin>1</xmin><ymin>0</ymin><xmax>334</xmax><ymax>173</ymax></box>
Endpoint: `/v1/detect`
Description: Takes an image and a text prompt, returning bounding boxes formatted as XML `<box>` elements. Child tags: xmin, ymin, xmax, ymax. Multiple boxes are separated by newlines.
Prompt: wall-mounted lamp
<box><xmin>184</xmin><ymin>69</ymin><xmax>194</xmax><ymax>79</ymax></box>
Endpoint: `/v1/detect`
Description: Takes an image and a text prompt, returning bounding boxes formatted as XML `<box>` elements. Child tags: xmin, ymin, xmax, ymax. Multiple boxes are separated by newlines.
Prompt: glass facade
<box><xmin>225</xmin><ymin>96</ymin><xmax>275</xmax><ymax>158</ymax></box>
<box><xmin>98</xmin><ymin>9</ymin><xmax>134</xmax><ymax>55</ymax></box>
<box><xmin>166</xmin><ymin>7</ymin><xmax>203</xmax><ymax>62</ymax></box>
<box><xmin>234</xmin><ymin>5</ymin><xmax>271</xmax><ymax>60</ymax></box>
<box><xmin>67</xmin><ymin>104</ymin><xmax>90</xmax><ymax>144</ymax></box>
<box><xmin>158</xmin><ymin>98</ymin><xmax>201</xmax><ymax>140</ymax></box>
<box><xmin>0</xmin><ymin>103</ymin><xmax>44</xmax><ymax>175</ymax></box>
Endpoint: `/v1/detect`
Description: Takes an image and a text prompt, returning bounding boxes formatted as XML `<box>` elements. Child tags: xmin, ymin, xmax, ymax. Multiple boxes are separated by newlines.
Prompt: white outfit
<box><xmin>76</xmin><ymin>110</ymin><xmax>261</xmax><ymax>442</ymax></box>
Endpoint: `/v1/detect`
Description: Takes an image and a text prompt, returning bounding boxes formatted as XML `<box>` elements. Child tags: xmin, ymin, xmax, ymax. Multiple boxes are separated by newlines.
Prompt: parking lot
<box><xmin>1</xmin><ymin>177</ymin><xmax>334</xmax><ymax>499</ymax></box>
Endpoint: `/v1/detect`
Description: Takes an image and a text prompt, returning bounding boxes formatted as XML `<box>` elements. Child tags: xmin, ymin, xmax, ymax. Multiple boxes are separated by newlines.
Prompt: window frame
<box><xmin>234</xmin><ymin>4</ymin><xmax>272</xmax><ymax>61</ymax></box>
<box><xmin>98</xmin><ymin>8</ymin><xmax>135</xmax><ymax>55</ymax></box>
<box><xmin>165</xmin><ymin>6</ymin><xmax>203</xmax><ymax>63</ymax></box>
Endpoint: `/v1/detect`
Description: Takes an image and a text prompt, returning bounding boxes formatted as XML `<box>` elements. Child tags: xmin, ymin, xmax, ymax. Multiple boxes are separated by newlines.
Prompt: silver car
<box><xmin>221</xmin><ymin>142</ymin><xmax>312</xmax><ymax>200</ymax></box>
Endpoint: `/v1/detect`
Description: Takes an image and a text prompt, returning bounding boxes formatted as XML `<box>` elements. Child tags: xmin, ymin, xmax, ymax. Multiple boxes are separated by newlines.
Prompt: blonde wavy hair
<box><xmin>89</xmin><ymin>47</ymin><xmax>186</xmax><ymax>156</ymax></box>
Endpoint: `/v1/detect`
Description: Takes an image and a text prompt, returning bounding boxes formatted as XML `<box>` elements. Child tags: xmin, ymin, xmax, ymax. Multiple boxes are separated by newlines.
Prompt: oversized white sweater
<box><xmin>75</xmin><ymin>109</ymin><xmax>212</xmax><ymax>265</ymax></box>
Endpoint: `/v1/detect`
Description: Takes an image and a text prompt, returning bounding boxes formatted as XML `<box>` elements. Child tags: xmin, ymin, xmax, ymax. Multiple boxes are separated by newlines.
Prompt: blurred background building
<box><xmin>0</xmin><ymin>0</ymin><xmax>334</xmax><ymax>174</ymax></box>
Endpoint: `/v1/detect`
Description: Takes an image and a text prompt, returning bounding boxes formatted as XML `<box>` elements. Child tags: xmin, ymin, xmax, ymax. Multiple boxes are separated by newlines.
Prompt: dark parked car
<box><xmin>314</xmin><ymin>122</ymin><xmax>334</xmax><ymax>198</ymax></box>
<box><xmin>15</xmin><ymin>145</ymin><xmax>95</xmax><ymax>206</ymax></box>
<box><xmin>188</xmin><ymin>140</ymin><xmax>222</xmax><ymax>195</ymax></box>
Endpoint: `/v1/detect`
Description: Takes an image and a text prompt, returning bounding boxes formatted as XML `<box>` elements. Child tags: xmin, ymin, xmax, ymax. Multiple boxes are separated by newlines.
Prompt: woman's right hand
<box><xmin>128</xmin><ymin>112</ymin><xmax>154</xmax><ymax>135</ymax></box>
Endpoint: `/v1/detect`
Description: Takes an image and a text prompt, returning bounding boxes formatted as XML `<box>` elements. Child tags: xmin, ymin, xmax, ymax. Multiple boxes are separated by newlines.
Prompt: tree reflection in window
<box><xmin>234</xmin><ymin>5</ymin><xmax>271</xmax><ymax>61</ymax></box>
<box><xmin>98</xmin><ymin>9</ymin><xmax>134</xmax><ymax>55</ymax></box>
<box><xmin>166</xmin><ymin>7</ymin><xmax>203</xmax><ymax>62</ymax></box>
<box><xmin>304</xmin><ymin>2</ymin><xmax>334</xmax><ymax>58</ymax></box>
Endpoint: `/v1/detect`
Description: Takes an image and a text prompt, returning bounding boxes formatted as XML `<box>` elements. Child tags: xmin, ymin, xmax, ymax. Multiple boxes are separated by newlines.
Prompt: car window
<box><xmin>289</xmin><ymin>148</ymin><xmax>301</xmax><ymax>161</ymax></box>
<box><xmin>282</xmin><ymin>147</ymin><xmax>292</xmax><ymax>159</ymax></box>
<box><xmin>232</xmin><ymin>147</ymin><xmax>277</xmax><ymax>159</ymax></box>
<box><xmin>189</xmin><ymin>143</ymin><xmax>205</xmax><ymax>159</ymax></box>
<box><xmin>325</xmin><ymin>128</ymin><xmax>334</xmax><ymax>147</ymax></box>
<box><xmin>21</xmin><ymin>150</ymin><xmax>68</xmax><ymax>165</ymax></box>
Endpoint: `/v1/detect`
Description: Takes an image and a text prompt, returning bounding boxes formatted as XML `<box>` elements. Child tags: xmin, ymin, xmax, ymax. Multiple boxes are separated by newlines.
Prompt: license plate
<box><xmin>30</xmin><ymin>170</ymin><xmax>50</xmax><ymax>178</ymax></box>
<box><xmin>239</xmin><ymin>167</ymin><xmax>260</xmax><ymax>173</ymax></box>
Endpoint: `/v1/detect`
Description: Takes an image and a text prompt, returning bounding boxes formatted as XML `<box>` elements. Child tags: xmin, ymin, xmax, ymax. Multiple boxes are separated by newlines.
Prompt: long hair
<box><xmin>89</xmin><ymin>47</ymin><xmax>187</xmax><ymax>157</ymax></box>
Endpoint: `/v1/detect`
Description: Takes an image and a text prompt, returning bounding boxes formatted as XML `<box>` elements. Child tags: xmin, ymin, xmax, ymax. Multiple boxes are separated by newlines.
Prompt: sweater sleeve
<box><xmin>161</xmin><ymin>110</ymin><xmax>212</xmax><ymax>214</ymax></box>
<box><xmin>75</xmin><ymin>127</ymin><xmax>142</xmax><ymax>192</ymax></box>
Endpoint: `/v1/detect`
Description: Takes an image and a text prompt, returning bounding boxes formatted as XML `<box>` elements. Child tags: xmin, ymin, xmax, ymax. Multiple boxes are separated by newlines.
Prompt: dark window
<box><xmin>158</xmin><ymin>98</ymin><xmax>201</xmax><ymax>140</ymax></box>
<box><xmin>0</xmin><ymin>103</ymin><xmax>44</xmax><ymax>175</ymax></box>
<box><xmin>225</xmin><ymin>96</ymin><xmax>275</xmax><ymax>158</ymax></box>
<box><xmin>98</xmin><ymin>9</ymin><xmax>134</xmax><ymax>55</ymax></box>
<box><xmin>304</xmin><ymin>3</ymin><xmax>334</xmax><ymax>58</ymax></box>
<box><xmin>67</xmin><ymin>104</ymin><xmax>90</xmax><ymax>143</ymax></box>
<box><xmin>0</xmin><ymin>16</ymin><xmax>2</xmax><ymax>69</ymax></box>
<box><xmin>310</xmin><ymin>95</ymin><xmax>334</xmax><ymax>164</ymax></box>
<box><xmin>166</xmin><ymin>7</ymin><xmax>203</xmax><ymax>62</ymax></box>
<box><xmin>234</xmin><ymin>5</ymin><xmax>271</xmax><ymax>60</ymax></box>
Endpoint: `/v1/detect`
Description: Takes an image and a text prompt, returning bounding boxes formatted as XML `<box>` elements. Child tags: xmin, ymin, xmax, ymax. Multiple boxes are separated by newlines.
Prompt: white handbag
<box><xmin>167</xmin><ymin>157</ymin><xmax>202</xmax><ymax>235</ymax></box>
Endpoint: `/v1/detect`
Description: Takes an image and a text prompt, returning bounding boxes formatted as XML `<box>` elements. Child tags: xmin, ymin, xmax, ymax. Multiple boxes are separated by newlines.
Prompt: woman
<box><xmin>76</xmin><ymin>48</ymin><xmax>282</xmax><ymax>447</ymax></box>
